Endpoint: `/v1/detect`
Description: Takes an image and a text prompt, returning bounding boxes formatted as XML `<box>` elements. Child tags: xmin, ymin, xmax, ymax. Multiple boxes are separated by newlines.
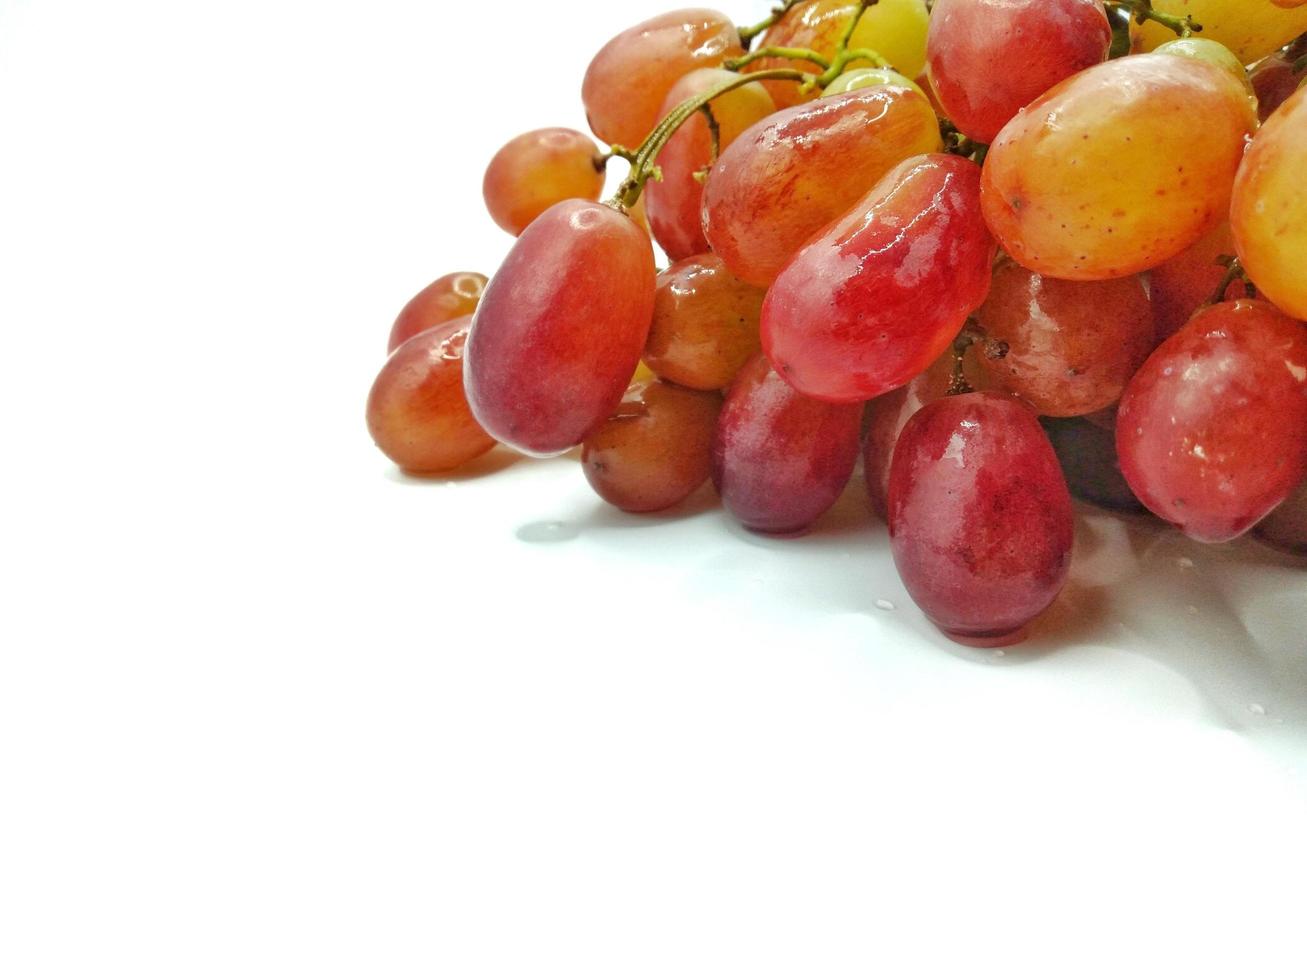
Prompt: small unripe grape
<box><xmin>367</xmin><ymin>317</ymin><xmax>496</xmax><ymax>473</ymax></box>
<box><xmin>981</xmin><ymin>54</ymin><xmax>1256</xmax><ymax>281</ymax></box>
<box><xmin>1155</xmin><ymin>37</ymin><xmax>1256</xmax><ymax>102</ymax></box>
<box><xmin>582</xmin><ymin>380</ymin><xmax>722</xmax><ymax>513</ymax></box>
<box><xmin>582</xmin><ymin>9</ymin><xmax>742</xmax><ymax>148</ymax></box>
<box><xmin>713</xmin><ymin>352</ymin><xmax>863</xmax><ymax>534</ymax></box>
<box><xmin>1134</xmin><ymin>0</ymin><xmax>1307</xmax><ymax>64</ymax></box>
<box><xmin>387</xmin><ymin>272</ymin><xmax>487</xmax><ymax>353</ymax></box>
<box><xmin>1116</xmin><ymin>300</ymin><xmax>1307</xmax><ymax>543</ymax></box>
<box><xmin>1231</xmin><ymin>84</ymin><xmax>1307</xmax><ymax>320</ymax></box>
<box><xmin>823</xmin><ymin>67</ymin><xmax>925</xmax><ymax>99</ymax></box>
<box><xmin>974</xmin><ymin>259</ymin><xmax>1154</xmax><ymax>417</ymax></box>
<box><xmin>482</xmin><ymin>128</ymin><xmax>605</xmax><ymax>236</ymax></box>
<box><xmin>645</xmin><ymin>253</ymin><xmax>765</xmax><ymax>392</ymax></box>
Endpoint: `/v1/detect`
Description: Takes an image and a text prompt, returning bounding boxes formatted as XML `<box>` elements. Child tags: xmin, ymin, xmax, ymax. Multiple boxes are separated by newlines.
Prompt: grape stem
<box><xmin>595</xmin><ymin>145</ymin><xmax>638</xmax><ymax>171</ymax></box>
<box><xmin>1211</xmin><ymin>255</ymin><xmax>1256</xmax><ymax>305</ymax></box>
<box><xmin>738</xmin><ymin>0</ymin><xmax>806</xmax><ymax>51</ymax></box>
<box><xmin>726</xmin><ymin>45</ymin><xmax>833</xmax><ymax>72</ymax></box>
<box><xmin>1104</xmin><ymin>1</ymin><xmax>1200</xmax><ymax>39</ymax></box>
<box><xmin>610</xmin><ymin>67</ymin><xmax>809</xmax><ymax>210</ymax></box>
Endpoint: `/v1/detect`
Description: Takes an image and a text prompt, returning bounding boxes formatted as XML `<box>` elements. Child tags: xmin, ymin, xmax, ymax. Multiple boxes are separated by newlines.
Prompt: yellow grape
<box><xmin>1135</xmin><ymin>0</ymin><xmax>1307</xmax><ymax>64</ymax></box>
<box><xmin>1231</xmin><ymin>84</ymin><xmax>1307</xmax><ymax>319</ymax></box>
<box><xmin>823</xmin><ymin>67</ymin><xmax>926</xmax><ymax>99</ymax></box>
<box><xmin>981</xmin><ymin>54</ymin><xmax>1256</xmax><ymax>281</ymax></box>
<box><xmin>848</xmin><ymin>0</ymin><xmax>930</xmax><ymax>79</ymax></box>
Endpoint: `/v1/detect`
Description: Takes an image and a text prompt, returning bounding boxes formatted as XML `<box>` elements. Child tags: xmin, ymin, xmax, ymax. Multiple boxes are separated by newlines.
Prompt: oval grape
<box><xmin>388</xmin><ymin>272</ymin><xmax>487</xmax><ymax>353</ymax></box>
<box><xmin>464</xmin><ymin>200</ymin><xmax>655</xmax><ymax>457</ymax></box>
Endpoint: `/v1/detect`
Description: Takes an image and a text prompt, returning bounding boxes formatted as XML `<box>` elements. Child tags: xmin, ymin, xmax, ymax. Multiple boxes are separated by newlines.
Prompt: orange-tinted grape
<box><xmin>1231</xmin><ymin>84</ymin><xmax>1307</xmax><ymax>320</ymax></box>
<box><xmin>464</xmin><ymin>200</ymin><xmax>655</xmax><ymax>457</ymax></box>
<box><xmin>1134</xmin><ymin>0</ymin><xmax>1307</xmax><ymax>64</ymax></box>
<box><xmin>974</xmin><ymin>259</ymin><xmax>1154</xmax><ymax>416</ymax></box>
<box><xmin>581</xmin><ymin>380</ymin><xmax>722</xmax><ymax>512</ymax></box>
<box><xmin>644</xmin><ymin>69</ymin><xmax>775</xmax><ymax>262</ymax></box>
<box><xmin>482</xmin><ymin>128</ymin><xmax>605</xmax><ymax>236</ymax></box>
<box><xmin>1254</xmin><ymin>476</ymin><xmax>1307</xmax><ymax>556</ymax></box>
<box><xmin>1116</xmin><ymin>300</ymin><xmax>1307</xmax><ymax>543</ymax></box>
<box><xmin>1148</xmin><ymin>222</ymin><xmax>1243</xmax><ymax>343</ymax></box>
<box><xmin>367</xmin><ymin>316</ymin><xmax>496</xmax><ymax>473</ymax></box>
<box><xmin>702</xmin><ymin>85</ymin><xmax>941</xmax><ymax>287</ymax></box>
<box><xmin>889</xmin><ymin>392</ymin><xmax>1074</xmax><ymax>647</ymax></box>
<box><xmin>582</xmin><ymin>9</ymin><xmax>742</xmax><ymax>148</ymax></box>
<box><xmin>387</xmin><ymin>272</ymin><xmax>487</xmax><ymax>353</ymax></box>
<box><xmin>926</xmin><ymin>0</ymin><xmax>1111</xmax><ymax>144</ymax></box>
<box><xmin>713</xmin><ymin>352</ymin><xmax>863</xmax><ymax>534</ymax></box>
<box><xmin>763</xmin><ymin>154</ymin><xmax>995</xmax><ymax>403</ymax></box>
<box><xmin>981</xmin><ymin>54</ymin><xmax>1256</xmax><ymax>281</ymax></box>
<box><xmin>645</xmin><ymin>253</ymin><xmax>765</xmax><ymax>391</ymax></box>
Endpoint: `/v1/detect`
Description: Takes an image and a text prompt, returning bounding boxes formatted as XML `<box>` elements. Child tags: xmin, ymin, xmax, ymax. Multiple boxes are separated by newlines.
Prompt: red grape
<box><xmin>1250</xmin><ymin>47</ymin><xmax>1306</xmax><ymax>122</ymax></box>
<box><xmin>1254</xmin><ymin>475</ymin><xmax>1307</xmax><ymax>556</ymax></box>
<box><xmin>1041</xmin><ymin>416</ymin><xmax>1147</xmax><ymax>515</ymax></box>
<box><xmin>582</xmin><ymin>9</ymin><xmax>742</xmax><ymax>149</ymax></box>
<box><xmin>1116</xmin><ymin>300</ymin><xmax>1307</xmax><ymax>543</ymax></box>
<box><xmin>712</xmin><ymin>352</ymin><xmax>863</xmax><ymax>534</ymax></box>
<box><xmin>701</xmin><ymin>85</ymin><xmax>942</xmax><ymax>287</ymax></box>
<box><xmin>482</xmin><ymin>128</ymin><xmax>605</xmax><ymax>236</ymax></box>
<box><xmin>974</xmin><ymin>258</ymin><xmax>1154</xmax><ymax>417</ymax></box>
<box><xmin>1148</xmin><ymin>222</ymin><xmax>1242</xmax><ymax>343</ymax></box>
<box><xmin>762</xmin><ymin>154</ymin><xmax>995</xmax><ymax>403</ymax></box>
<box><xmin>582</xmin><ymin>380</ymin><xmax>722</xmax><ymax>512</ymax></box>
<box><xmin>367</xmin><ymin>316</ymin><xmax>497</xmax><ymax>473</ymax></box>
<box><xmin>888</xmin><ymin>392</ymin><xmax>1075</xmax><ymax>647</ymax></box>
<box><xmin>645</xmin><ymin>253</ymin><xmax>765</xmax><ymax>392</ymax></box>
<box><xmin>464</xmin><ymin>200</ymin><xmax>655</xmax><ymax>456</ymax></box>
<box><xmin>926</xmin><ymin>0</ymin><xmax>1111</xmax><ymax>144</ymax></box>
<box><xmin>387</xmin><ymin>272</ymin><xmax>487</xmax><ymax>353</ymax></box>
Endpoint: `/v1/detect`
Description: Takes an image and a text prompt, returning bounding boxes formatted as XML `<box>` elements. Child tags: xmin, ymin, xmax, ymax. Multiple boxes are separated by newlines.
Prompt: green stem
<box><xmin>738</xmin><ymin>0</ymin><xmax>805</xmax><ymax>50</ymax></box>
<box><xmin>1210</xmin><ymin>255</ymin><xmax>1255</xmax><ymax>305</ymax></box>
<box><xmin>726</xmin><ymin>45</ymin><xmax>831</xmax><ymax>72</ymax></box>
<box><xmin>611</xmin><ymin>67</ymin><xmax>810</xmax><ymax>210</ymax></box>
<box><xmin>595</xmin><ymin>145</ymin><xmax>637</xmax><ymax>171</ymax></box>
<box><xmin>1105</xmin><ymin>0</ymin><xmax>1200</xmax><ymax>39</ymax></box>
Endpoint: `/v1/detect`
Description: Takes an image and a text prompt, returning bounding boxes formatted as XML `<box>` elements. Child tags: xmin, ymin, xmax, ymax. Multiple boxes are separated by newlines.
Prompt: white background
<box><xmin>2</xmin><ymin>1</ymin><xmax>1306</xmax><ymax>976</ymax></box>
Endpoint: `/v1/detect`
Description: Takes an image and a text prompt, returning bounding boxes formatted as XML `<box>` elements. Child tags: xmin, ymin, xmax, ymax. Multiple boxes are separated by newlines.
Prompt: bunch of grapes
<box><xmin>366</xmin><ymin>0</ymin><xmax>1307</xmax><ymax>648</ymax></box>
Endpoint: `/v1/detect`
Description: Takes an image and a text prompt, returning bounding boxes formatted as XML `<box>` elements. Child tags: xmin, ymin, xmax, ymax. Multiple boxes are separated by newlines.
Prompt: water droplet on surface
<box><xmin>1186</xmin><ymin>605</ymin><xmax>1199</xmax><ymax>615</ymax></box>
<box><xmin>1177</xmin><ymin>556</ymin><xmax>1195</xmax><ymax>570</ymax></box>
<box><xmin>1249</xmin><ymin>703</ymin><xmax>1267</xmax><ymax>716</ymax></box>
<box><xmin>875</xmin><ymin>599</ymin><xmax>896</xmax><ymax>611</ymax></box>
<box><xmin>515</xmin><ymin>520</ymin><xmax>580</xmax><ymax>544</ymax></box>
<box><xmin>994</xmin><ymin>650</ymin><xmax>1007</xmax><ymax>658</ymax></box>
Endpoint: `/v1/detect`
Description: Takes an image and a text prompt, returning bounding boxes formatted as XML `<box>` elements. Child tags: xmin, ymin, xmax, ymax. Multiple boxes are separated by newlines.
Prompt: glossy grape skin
<box><xmin>1148</xmin><ymin>222</ymin><xmax>1242</xmax><ymax>343</ymax></box>
<box><xmin>645</xmin><ymin>253</ymin><xmax>765</xmax><ymax>391</ymax></box>
<box><xmin>482</xmin><ymin>129</ymin><xmax>605</xmax><ymax>236</ymax></box>
<box><xmin>889</xmin><ymin>392</ymin><xmax>1074</xmax><ymax>647</ymax></box>
<box><xmin>1155</xmin><ymin>38</ymin><xmax>1255</xmax><ymax>96</ymax></box>
<box><xmin>750</xmin><ymin>0</ymin><xmax>930</xmax><ymax>109</ymax></box>
<box><xmin>387</xmin><ymin>272</ymin><xmax>487</xmax><ymax>353</ymax></box>
<box><xmin>1254</xmin><ymin>477</ymin><xmax>1307</xmax><ymax>556</ymax></box>
<box><xmin>1250</xmin><ymin>51</ymin><xmax>1306</xmax><ymax>122</ymax></box>
<box><xmin>1135</xmin><ymin>0</ymin><xmax>1307</xmax><ymax>64</ymax></box>
<box><xmin>581</xmin><ymin>380</ymin><xmax>722</xmax><ymax>513</ymax></box>
<box><xmin>863</xmin><ymin>349</ymin><xmax>991</xmax><ymax>521</ymax></box>
<box><xmin>712</xmin><ymin>352</ymin><xmax>864</xmax><ymax>534</ymax></box>
<box><xmin>464</xmin><ymin>200</ymin><xmax>656</xmax><ymax>457</ymax></box>
<box><xmin>974</xmin><ymin>258</ymin><xmax>1154</xmax><ymax>416</ymax></box>
<box><xmin>926</xmin><ymin>0</ymin><xmax>1111</xmax><ymax>144</ymax></box>
<box><xmin>702</xmin><ymin>86</ymin><xmax>941</xmax><ymax>288</ymax></box>
<box><xmin>1231</xmin><ymin>85</ymin><xmax>1307</xmax><ymax>320</ymax></box>
<box><xmin>582</xmin><ymin>9</ymin><xmax>742</xmax><ymax>149</ymax></box>
<box><xmin>762</xmin><ymin>154</ymin><xmax>995</xmax><ymax>404</ymax></box>
<box><xmin>367</xmin><ymin>316</ymin><xmax>496</xmax><ymax>473</ymax></box>
<box><xmin>823</xmin><ymin>67</ymin><xmax>925</xmax><ymax>99</ymax></box>
<box><xmin>1040</xmin><ymin>416</ymin><xmax>1148</xmax><ymax>515</ymax></box>
<box><xmin>1116</xmin><ymin>300</ymin><xmax>1307</xmax><ymax>543</ymax></box>
<box><xmin>981</xmin><ymin>54</ymin><xmax>1256</xmax><ymax>281</ymax></box>
<box><xmin>644</xmin><ymin>69</ymin><xmax>775</xmax><ymax>262</ymax></box>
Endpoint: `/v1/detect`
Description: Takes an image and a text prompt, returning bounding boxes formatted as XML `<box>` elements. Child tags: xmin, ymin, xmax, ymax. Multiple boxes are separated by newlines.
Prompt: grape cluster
<box><xmin>366</xmin><ymin>0</ymin><xmax>1307</xmax><ymax>647</ymax></box>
